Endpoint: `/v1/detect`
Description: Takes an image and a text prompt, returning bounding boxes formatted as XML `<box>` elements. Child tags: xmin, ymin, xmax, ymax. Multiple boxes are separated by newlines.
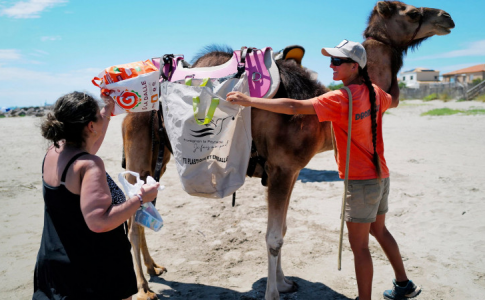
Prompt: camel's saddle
<box><xmin>152</xmin><ymin>47</ymin><xmax>280</xmax><ymax>99</ymax></box>
<box><xmin>145</xmin><ymin>46</ymin><xmax>306</xmax><ymax>199</ymax></box>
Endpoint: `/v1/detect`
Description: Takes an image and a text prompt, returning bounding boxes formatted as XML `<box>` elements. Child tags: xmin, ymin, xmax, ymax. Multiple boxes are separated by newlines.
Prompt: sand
<box><xmin>1</xmin><ymin>99</ymin><xmax>484</xmax><ymax>299</ymax></box>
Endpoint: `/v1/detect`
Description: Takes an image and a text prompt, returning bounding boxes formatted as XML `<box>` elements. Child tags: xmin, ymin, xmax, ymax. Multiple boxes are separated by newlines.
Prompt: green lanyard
<box><xmin>185</xmin><ymin>78</ymin><xmax>219</xmax><ymax>125</ymax></box>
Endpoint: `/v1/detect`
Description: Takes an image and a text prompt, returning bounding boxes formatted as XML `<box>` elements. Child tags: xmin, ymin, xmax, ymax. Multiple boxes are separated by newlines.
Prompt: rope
<box><xmin>338</xmin><ymin>86</ymin><xmax>353</xmax><ymax>271</ymax></box>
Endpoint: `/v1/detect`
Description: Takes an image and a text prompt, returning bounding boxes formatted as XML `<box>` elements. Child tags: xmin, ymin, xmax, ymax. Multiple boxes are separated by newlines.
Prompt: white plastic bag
<box><xmin>160</xmin><ymin>75</ymin><xmax>252</xmax><ymax>198</ymax></box>
<box><xmin>118</xmin><ymin>171</ymin><xmax>165</xmax><ymax>231</ymax></box>
<box><xmin>92</xmin><ymin>60</ymin><xmax>160</xmax><ymax>115</ymax></box>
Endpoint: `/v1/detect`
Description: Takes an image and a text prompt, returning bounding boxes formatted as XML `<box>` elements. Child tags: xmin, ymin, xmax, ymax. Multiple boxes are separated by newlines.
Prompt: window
<box><xmin>410</xmin><ymin>75</ymin><xmax>414</xmax><ymax>80</ymax></box>
<box><xmin>403</xmin><ymin>76</ymin><xmax>406</xmax><ymax>81</ymax></box>
<box><xmin>435</xmin><ymin>76</ymin><xmax>438</xmax><ymax>80</ymax></box>
<box><xmin>470</xmin><ymin>75</ymin><xmax>474</xmax><ymax>81</ymax></box>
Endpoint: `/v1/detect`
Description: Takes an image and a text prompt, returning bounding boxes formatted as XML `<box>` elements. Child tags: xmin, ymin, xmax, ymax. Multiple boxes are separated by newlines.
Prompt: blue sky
<box><xmin>0</xmin><ymin>0</ymin><xmax>484</xmax><ymax>107</ymax></box>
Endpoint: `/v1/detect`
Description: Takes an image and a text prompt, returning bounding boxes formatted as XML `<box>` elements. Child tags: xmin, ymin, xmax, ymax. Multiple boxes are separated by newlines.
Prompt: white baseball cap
<box><xmin>321</xmin><ymin>39</ymin><xmax>367</xmax><ymax>68</ymax></box>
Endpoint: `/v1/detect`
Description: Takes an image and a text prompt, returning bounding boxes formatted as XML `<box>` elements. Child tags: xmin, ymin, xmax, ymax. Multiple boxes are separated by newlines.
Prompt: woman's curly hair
<box><xmin>41</xmin><ymin>92</ymin><xmax>99</xmax><ymax>148</ymax></box>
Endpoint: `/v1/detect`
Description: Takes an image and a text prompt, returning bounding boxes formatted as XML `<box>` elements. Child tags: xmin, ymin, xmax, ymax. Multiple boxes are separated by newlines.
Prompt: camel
<box><xmin>121</xmin><ymin>2</ymin><xmax>454</xmax><ymax>299</ymax></box>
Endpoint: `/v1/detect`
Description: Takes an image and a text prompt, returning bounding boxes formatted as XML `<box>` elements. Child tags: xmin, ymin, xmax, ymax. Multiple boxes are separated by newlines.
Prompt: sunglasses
<box><xmin>331</xmin><ymin>57</ymin><xmax>355</xmax><ymax>66</ymax></box>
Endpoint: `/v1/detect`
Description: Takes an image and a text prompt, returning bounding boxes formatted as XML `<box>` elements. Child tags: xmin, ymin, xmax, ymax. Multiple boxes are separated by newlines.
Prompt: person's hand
<box><xmin>226</xmin><ymin>91</ymin><xmax>252</xmax><ymax>107</ymax></box>
<box><xmin>100</xmin><ymin>94</ymin><xmax>115</xmax><ymax>119</ymax></box>
<box><xmin>138</xmin><ymin>183</ymin><xmax>160</xmax><ymax>204</ymax></box>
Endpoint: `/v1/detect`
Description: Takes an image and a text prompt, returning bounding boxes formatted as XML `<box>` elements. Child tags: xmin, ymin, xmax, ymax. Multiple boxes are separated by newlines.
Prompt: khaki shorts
<box><xmin>344</xmin><ymin>177</ymin><xmax>390</xmax><ymax>223</ymax></box>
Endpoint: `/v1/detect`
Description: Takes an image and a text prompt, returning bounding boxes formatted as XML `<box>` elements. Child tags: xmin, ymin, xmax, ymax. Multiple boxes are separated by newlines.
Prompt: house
<box><xmin>442</xmin><ymin>64</ymin><xmax>485</xmax><ymax>84</ymax></box>
<box><xmin>400</xmin><ymin>68</ymin><xmax>440</xmax><ymax>88</ymax></box>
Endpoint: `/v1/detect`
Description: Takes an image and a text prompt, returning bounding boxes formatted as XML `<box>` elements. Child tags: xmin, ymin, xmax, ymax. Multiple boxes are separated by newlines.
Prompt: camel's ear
<box><xmin>376</xmin><ymin>1</ymin><xmax>394</xmax><ymax>18</ymax></box>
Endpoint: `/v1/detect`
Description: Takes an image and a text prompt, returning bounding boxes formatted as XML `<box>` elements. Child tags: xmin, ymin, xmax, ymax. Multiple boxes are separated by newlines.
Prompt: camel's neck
<box><xmin>363</xmin><ymin>32</ymin><xmax>406</xmax><ymax>78</ymax></box>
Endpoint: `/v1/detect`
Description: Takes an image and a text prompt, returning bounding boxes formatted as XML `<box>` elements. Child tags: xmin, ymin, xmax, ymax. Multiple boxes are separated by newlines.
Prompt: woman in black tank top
<box><xmin>34</xmin><ymin>92</ymin><xmax>160</xmax><ymax>300</ymax></box>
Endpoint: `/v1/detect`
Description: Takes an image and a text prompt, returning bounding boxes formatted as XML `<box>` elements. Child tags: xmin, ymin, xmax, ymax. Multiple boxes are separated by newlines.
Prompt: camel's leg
<box><xmin>141</xmin><ymin>144</ymin><xmax>171</xmax><ymax>277</ymax></box>
<box><xmin>141</xmin><ymin>227</ymin><xmax>167</xmax><ymax>276</ymax></box>
<box><xmin>129</xmin><ymin>220</ymin><xmax>158</xmax><ymax>300</ymax></box>
<box><xmin>275</xmin><ymin>170</ymin><xmax>299</xmax><ymax>290</ymax></box>
<box><xmin>265</xmin><ymin>165</ymin><xmax>299</xmax><ymax>300</ymax></box>
<box><xmin>123</xmin><ymin>113</ymin><xmax>163</xmax><ymax>300</ymax></box>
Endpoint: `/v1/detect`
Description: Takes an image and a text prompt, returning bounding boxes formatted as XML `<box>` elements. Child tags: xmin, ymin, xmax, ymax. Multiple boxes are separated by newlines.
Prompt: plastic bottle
<box><xmin>118</xmin><ymin>171</ymin><xmax>165</xmax><ymax>231</ymax></box>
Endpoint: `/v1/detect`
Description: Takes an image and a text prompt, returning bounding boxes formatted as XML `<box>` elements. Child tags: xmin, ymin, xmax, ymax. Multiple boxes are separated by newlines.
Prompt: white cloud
<box><xmin>438</xmin><ymin>63</ymin><xmax>484</xmax><ymax>74</ymax></box>
<box><xmin>1</xmin><ymin>0</ymin><xmax>67</xmax><ymax>19</ymax></box>
<box><xmin>0</xmin><ymin>66</ymin><xmax>101</xmax><ymax>107</ymax></box>
<box><xmin>30</xmin><ymin>49</ymin><xmax>49</xmax><ymax>57</ymax></box>
<box><xmin>412</xmin><ymin>40</ymin><xmax>485</xmax><ymax>61</ymax></box>
<box><xmin>40</xmin><ymin>35</ymin><xmax>61</xmax><ymax>42</ymax></box>
<box><xmin>0</xmin><ymin>49</ymin><xmax>21</xmax><ymax>60</ymax></box>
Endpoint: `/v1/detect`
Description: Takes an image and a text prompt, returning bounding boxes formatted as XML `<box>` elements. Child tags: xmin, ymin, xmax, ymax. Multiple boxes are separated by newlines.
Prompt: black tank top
<box><xmin>33</xmin><ymin>152</ymin><xmax>136</xmax><ymax>300</ymax></box>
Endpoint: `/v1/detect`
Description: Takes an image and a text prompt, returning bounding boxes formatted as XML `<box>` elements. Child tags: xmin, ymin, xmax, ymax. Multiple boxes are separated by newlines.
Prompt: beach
<box><xmin>1</xmin><ymin>99</ymin><xmax>484</xmax><ymax>299</ymax></box>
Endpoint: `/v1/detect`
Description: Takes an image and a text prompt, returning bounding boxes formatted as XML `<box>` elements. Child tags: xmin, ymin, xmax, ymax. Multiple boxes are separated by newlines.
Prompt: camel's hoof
<box><xmin>137</xmin><ymin>290</ymin><xmax>158</xmax><ymax>300</ymax></box>
<box><xmin>280</xmin><ymin>281</ymin><xmax>299</xmax><ymax>294</ymax></box>
<box><xmin>148</xmin><ymin>266</ymin><xmax>167</xmax><ymax>277</ymax></box>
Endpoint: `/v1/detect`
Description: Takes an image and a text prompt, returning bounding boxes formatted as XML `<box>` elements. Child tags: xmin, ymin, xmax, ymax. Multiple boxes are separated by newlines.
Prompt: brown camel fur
<box><xmin>122</xmin><ymin>2</ymin><xmax>454</xmax><ymax>299</ymax></box>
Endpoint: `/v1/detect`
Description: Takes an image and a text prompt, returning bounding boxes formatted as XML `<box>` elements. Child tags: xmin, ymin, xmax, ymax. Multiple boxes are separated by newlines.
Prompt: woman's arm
<box><xmin>226</xmin><ymin>92</ymin><xmax>316</xmax><ymax>115</ymax></box>
<box><xmin>91</xmin><ymin>95</ymin><xmax>115</xmax><ymax>154</ymax></box>
<box><xmin>80</xmin><ymin>156</ymin><xmax>159</xmax><ymax>233</ymax></box>
<box><xmin>389</xmin><ymin>76</ymin><xmax>400</xmax><ymax>108</ymax></box>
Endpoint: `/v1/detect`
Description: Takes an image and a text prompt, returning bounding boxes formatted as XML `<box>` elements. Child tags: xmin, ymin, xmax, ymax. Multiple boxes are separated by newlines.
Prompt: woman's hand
<box><xmin>100</xmin><ymin>94</ymin><xmax>115</xmax><ymax>118</ymax></box>
<box><xmin>226</xmin><ymin>91</ymin><xmax>253</xmax><ymax>107</ymax></box>
<box><xmin>138</xmin><ymin>183</ymin><xmax>160</xmax><ymax>204</ymax></box>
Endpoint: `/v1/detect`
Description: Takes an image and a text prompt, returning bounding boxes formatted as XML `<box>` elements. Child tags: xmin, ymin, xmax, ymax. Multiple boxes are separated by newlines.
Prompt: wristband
<box><xmin>135</xmin><ymin>194</ymin><xmax>143</xmax><ymax>207</ymax></box>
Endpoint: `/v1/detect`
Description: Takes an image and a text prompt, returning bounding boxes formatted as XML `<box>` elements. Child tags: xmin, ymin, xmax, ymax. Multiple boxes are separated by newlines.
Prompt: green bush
<box><xmin>475</xmin><ymin>94</ymin><xmax>485</xmax><ymax>102</ymax></box>
<box><xmin>472</xmin><ymin>78</ymin><xmax>483</xmax><ymax>85</ymax></box>
<box><xmin>398</xmin><ymin>81</ymin><xmax>407</xmax><ymax>89</ymax></box>
<box><xmin>423</xmin><ymin>93</ymin><xmax>438</xmax><ymax>101</ymax></box>
<box><xmin>439</xmin><ymin>93</ymin><xmax>452</xmax><ymax>101</ymax></box>
<box><xmin>328</xmin><ymin>82</ymin><xmax>344</xmax><ymax>91</ymax></box>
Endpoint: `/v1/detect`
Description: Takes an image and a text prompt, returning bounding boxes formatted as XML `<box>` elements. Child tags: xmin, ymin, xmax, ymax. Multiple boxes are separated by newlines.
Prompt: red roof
<box><xmin>443</xmin><ymin>64</ymin><xmax>485</xmax><ymax>76</ymax></box>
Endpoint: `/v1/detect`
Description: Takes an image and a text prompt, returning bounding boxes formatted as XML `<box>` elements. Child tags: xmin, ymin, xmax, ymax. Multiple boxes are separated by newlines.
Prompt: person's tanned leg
<box><xmin>347</xmin><ymin>221</ymin><xmax>373</xmax><ymax>300</ymax></box>
<box><xmin>370</xmin><ymin>214</ymin><xmax>408</xmax><ymax>281</ymax></box>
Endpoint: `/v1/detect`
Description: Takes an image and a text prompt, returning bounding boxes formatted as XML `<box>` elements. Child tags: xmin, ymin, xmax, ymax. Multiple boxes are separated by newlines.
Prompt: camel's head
<box><xmin>372</xmin><ymin>1</ymin><xmax>455</xmax><ymax>47</ymax></box>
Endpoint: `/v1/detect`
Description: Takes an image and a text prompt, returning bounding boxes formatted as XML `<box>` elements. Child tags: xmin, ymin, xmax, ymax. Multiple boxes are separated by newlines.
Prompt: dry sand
<box><xmin>1</xmin><ymin>99</ymin><xmax>484</xmax><ymax>299</ymax></box>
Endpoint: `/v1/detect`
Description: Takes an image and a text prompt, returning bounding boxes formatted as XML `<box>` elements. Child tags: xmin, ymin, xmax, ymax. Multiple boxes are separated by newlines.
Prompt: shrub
<box><xmin>439</xmin><ymin>93</ymin><xmax>452</xmax><ymax>101</ymax></box>
<box><xmin>328</xmin><ymin>82</ymin><xmax>344</xmax><ymax>91</ymax></box>
<box><xmin>475</xmin><ymin>94</ymin><xmax>485</xmax><ymax>102</ymax></box>
<box><xmin>423</xmin><ymin>93</ymin><xmax>438</xmax><ymax>101</ymax></box>
<box><xmin>472</xmin><ymin>78</ymin><xmax>483</xmax><ymax>85</ymax></box>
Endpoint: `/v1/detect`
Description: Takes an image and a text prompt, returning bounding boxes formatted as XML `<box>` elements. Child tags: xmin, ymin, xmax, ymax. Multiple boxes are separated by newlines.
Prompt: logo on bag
<box><xmin>190</xmin><ymin>116</ymin><xmax>235</xmax><ymax>137</ymax></box>
<box><xmin>116</xmin><ymin>90</ymin><xmax>141</xmax><ymax>110</ymax></box>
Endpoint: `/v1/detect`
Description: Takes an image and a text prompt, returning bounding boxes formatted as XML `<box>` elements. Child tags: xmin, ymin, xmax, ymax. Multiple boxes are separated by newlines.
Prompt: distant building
<box><xmin>442</xmin><ymin>64</ymin><xmax>485</xmax><ymax>84</ymax></box>
<box><xmin>400</xmin><ymin>68</ymin><xmax>440</xmax><ymax>88</ymax></box>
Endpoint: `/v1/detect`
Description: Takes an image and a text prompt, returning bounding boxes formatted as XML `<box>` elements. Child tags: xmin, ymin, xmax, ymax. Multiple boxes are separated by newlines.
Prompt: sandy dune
<box><xmin>1</xmin><ymin>99</ymin><xmax>484</xmax><ymax>299</ymax></box>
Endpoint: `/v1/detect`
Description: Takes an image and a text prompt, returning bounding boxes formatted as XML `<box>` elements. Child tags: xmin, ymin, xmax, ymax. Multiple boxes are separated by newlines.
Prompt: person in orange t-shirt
<box><xmin>227</xmin><ymin>40</ymin><xmax>421</xmax><ymax>300</ymax></box>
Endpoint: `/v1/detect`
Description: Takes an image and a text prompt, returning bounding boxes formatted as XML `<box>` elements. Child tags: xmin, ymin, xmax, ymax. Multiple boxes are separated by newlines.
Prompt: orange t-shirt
<box><xmin>311</xmin><ymin>84</ymin><xmax>392</xmax><ymax>180</ymax></box>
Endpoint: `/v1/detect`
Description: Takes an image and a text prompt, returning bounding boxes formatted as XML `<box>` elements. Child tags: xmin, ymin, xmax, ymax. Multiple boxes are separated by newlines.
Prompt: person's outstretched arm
<box><xmin>389</xmin><ymin>76</ymin><xmax>400</xmax><ymax>108</ymax></box>
<box><xmin>226</xmin><ymin>91</ymin><xmax>316</xmax><ymax>115</ymax></box>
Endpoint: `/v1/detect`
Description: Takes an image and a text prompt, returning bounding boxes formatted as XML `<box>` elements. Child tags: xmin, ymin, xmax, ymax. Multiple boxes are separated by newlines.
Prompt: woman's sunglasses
<box><xmin>331</xmin><ymin>57</ymin><xmax>355</xmax><ymax>66</ymax></box>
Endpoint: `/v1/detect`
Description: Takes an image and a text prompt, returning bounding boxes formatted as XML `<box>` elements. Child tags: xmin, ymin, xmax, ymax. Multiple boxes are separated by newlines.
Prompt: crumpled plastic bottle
<box><xmin>118</xmin><ymin>171</ymin><xmax>165</xmax><ymax>231</ymax></box>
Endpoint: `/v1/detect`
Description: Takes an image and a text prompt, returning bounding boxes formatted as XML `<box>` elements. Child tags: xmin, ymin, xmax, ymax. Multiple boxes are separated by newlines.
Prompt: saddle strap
<box><xmin>247</xmin><ymin>141</ymin><xmax>268</xmax><ymax>187</ymax></box>
<box><xmin>153</xmin><ymin>103</ymin><xmax>165</xmax><ymax>183</ymax></box>
<box><xmin>161</xmin><ymin>54</ymin><xmax>174</xmax><ymax>81</ymax></box>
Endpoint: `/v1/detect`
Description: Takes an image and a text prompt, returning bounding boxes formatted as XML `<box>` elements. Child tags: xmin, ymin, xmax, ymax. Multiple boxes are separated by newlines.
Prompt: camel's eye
<box><xmin>407</xmin><ymin>11</ymin><xmax>420</xmax><ymax>19</ymax></box>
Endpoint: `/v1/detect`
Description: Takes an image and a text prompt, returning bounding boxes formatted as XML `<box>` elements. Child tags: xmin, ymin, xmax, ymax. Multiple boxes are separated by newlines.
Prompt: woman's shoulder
<box><xmin>76</xmin><ymin>153</ymin><xmax>104</xmax><ymax>171</ymax></box>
